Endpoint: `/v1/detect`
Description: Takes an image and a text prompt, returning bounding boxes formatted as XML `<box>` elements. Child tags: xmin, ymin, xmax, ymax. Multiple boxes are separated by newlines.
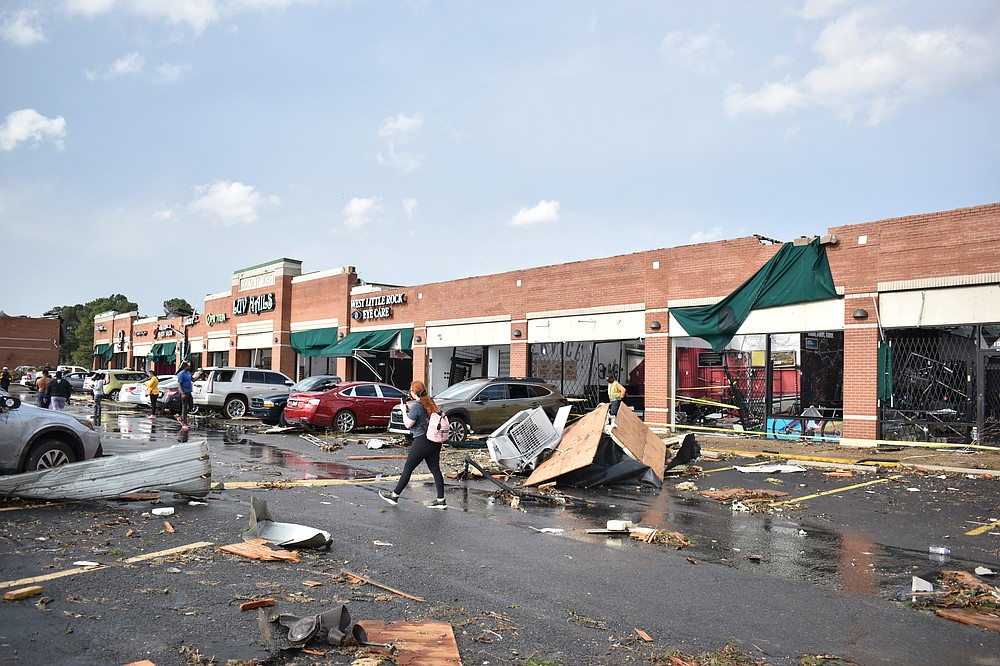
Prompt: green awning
<box><xmin>290</xmin><ymin>327</ymin><xmax>340</xmax><ymax>357</ymax></box>
<box><xmin>878</xmin><ymin>342</ymin><xmax>893</xmax><ymax>402</ymax></box>
<box><xmin>317</xmin><ymin>328</ymin><xmax>413</xmax><ymax>357</ymax></box>
<box><xmin>94</xmin><ymin>343</ymin><xmax>113</xmax><ymax>363</ymax></box>
<box><xmin>670</xmin><ymin>238</ymin><xmax>841</xmax><ymax>352</ymax></box>
<box><xmin>147</xmin><ymin>342</ymin><xmax>176</xmax><ymax>363</ymax></box>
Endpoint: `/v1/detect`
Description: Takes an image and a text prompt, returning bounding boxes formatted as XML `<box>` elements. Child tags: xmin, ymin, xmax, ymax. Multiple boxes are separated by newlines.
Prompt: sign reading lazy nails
<box><xmin>351</xmin><ymin>293</ymin><xmax>406</xmax><ymax>321</ymax></box>
<box><xmin>234</xmin><ymin>292</ymin><xmax>276</xmax><ymax>317</ymax></box>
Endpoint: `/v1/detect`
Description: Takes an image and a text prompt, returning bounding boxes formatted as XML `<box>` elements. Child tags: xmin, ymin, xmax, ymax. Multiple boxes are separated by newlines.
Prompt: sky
<box><xmin>2</xmin><ymin>0</ymin><xmax>999</xmax><ymax>318</ymax></box>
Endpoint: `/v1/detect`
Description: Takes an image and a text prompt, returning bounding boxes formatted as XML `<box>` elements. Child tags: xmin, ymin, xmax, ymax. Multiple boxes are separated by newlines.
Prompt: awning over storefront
<box><xmin>318</xmin><ymin>328</ymin><xmax>413</xmax><ymax>357</ymax></box>
<box><xmin>94</xmin><ymin>343</ymin><xmax>113</xmax><ymax>363</ymax></box>
<box><xmin>290</xmin><ymin>327</ymin><xmax>339</xmax><ymax>357</ymax></box>
<box><xmin>147</xmin><ymin>342</ymin><xmax>176</xmax><ymax>362</ymax></box>
<box><xmin>670</xmin><ymin>238</ymin><xmax>841</xmax><ymax>352</ymax></box>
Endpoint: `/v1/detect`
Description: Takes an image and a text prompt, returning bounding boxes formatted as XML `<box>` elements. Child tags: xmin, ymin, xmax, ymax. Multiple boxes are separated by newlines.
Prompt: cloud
<box><xmin>152</xmin><ymin>208</ymin><xmax>174</xmax><ymax>221</ymax></box>
<box><xmin>85</xmin><ymin>52</ymin><xmax>146</xmax><ymax>81</ymax></box>
<box><xmin>402</xmin><ymin>198</ymin><xmax>417</xmax><ymax>219</ymax></box>
<box><xmin>342</xmin><ymin>197</ymin><xmax>383</xmax><ymax>229</ymax></box>
<box><xmin>188</xmin><ymin>180</ymin><xmax>279</xmax><ymax>224</ymax></box>
<box><xmin>378</xmin><ymin>111</ymin><xmax>424</xmax><ymax>137</ymax></box>
<box><xmin>377</xmin><ymin>141</ymin><xmax>421</xmax><ymax>172</ymax></box>
<box><xmin>689</xmin><ymin>227</ymin><xmax>724</xmax><ymax>243</ymax></box>
<box><xmin>1</xmin><ymin>9</ymin><xmax>45</xmax><ymax>47</ymax></box>
<box><xmin>726</xmin><ymin>7</ymin><xmax>1000</xmax><ymax>125</ymax></box>
<box><xmin>659</xmin><ymin>24</ymin><xmax>733</xmax><ymax>74</ymax></box>
<box><xmin>793</xmin><ymin>0</ymin><xmax>856</xmax><ymax>21</ymax></box>
<box><xmin>0</xmin><ymin>109</ymin><xmax>66</xmax><ymax>151</ymax></box>
<box><xmin>154</xmin><ymin>63</ymin><xmax>191</xmax><ymax>83</ymax></box>
<box><xmin>509</xmin><ymin>200</ymin><xmax>560</xmax><ymax>227</ymax></box>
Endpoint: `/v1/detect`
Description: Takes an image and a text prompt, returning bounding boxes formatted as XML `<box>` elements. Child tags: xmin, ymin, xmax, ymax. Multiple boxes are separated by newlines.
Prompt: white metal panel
<box><xmin>528</xmin><ymin>310</ymin><xmax>645</xmax><ymax>343</ymax></box>
<box><xmin>189</xmin><ymin>337</ymin><xmax>204</xmax><ymax>353</ymax></box>
<box><xmin>426</xmin><ymin>321</ymin><xmax>511</xmax><ymax>347</ymax></box>
<box><xmin>237</xmin><ymin>331</ymin><xmax>273</xmax><ymax>349</ymax></box>
<box><xmin>669</xmin><ymin>299</ymin><xmax>843</xmax><ymax>337</ymax></box>
<box><xmin>207</xmin><ymin>335</ymin><xmax>229</xmax><ymax>352</ymax></box>
<box><xmin>880</xmin><ymin>285</ymin><xmax>1000</xmax><ymax>327</ymax></box>
<box><xmin>132</xmin><ymin>343</ymin><xmax>152</xmax><ymax>357</ymax></box>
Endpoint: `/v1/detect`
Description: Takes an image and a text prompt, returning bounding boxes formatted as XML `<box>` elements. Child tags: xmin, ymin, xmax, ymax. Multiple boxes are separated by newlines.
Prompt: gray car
<box><xmin>0</xmin><ymin>391</ymin><xmax>104</xmax><ymax>474</ymax></box>
<box><xmin>388</xmin><ymin>377</ymin><xmax>569</xmax><ymax>442</ymax></box>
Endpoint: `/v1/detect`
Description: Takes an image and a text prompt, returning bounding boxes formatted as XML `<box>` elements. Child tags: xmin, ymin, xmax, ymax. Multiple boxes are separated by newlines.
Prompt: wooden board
<box><xmin>358</xmin><ymin>620</ymin><xmax>461</xmax><ymax>665</ymax></box>
<box><xmin>607</xmin><ymin>404</ymin><xmax>666</xmax><ymax>481</ymax></box>
<box><xmin>936</xmin><ymin>608</ymin><xmax>1000</xmax><ymax>633</ymax></box>
<box><xmin>219</xmin><ymin>538</ymin><xmax>300</xmax><ymax>562</ymax></box>
<box><xmin>524</xmin><ymin>405</ymin><xmax>608</xmax><ymax>486</ymax></box>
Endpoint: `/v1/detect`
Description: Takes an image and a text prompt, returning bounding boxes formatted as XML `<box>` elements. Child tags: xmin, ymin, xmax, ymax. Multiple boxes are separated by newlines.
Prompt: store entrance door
<box><xmin>978</xmin><ymin>351</ymin><xmax>1000</xmax><ymax>445</ymax></box>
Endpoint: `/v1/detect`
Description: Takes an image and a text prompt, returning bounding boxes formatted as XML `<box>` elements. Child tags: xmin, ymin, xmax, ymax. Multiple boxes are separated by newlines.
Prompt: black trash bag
<box><xmin>665</xmin><ymin>433</ymin><xmax>701</xmax><ymax>472</ymax></box>
<box><xmin>277</xmin><ymin>604</ymin><xmax>353</xmax><ymax>648</ymax></box>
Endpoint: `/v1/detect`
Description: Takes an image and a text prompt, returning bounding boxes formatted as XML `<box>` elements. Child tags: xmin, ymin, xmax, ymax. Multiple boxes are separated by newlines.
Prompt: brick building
<box><xmin>93</xmin><ymin>203</ymin><xmax>1000</xmax><ymax>445</ymax></box>
<box><xmin>0</xmin><ymin>313</ymin><xmax>61</xmax><ymax>370</ymax></box>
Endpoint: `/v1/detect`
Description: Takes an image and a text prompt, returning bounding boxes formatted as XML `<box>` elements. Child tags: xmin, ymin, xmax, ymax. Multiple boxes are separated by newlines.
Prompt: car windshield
<box><xmin>291</xmin><ymin>376</ymin><xmax>338</xmax><ymax>392</ymax></box>
<box><xmin>434</xmin><ymin>381</ymin><xmax>488</xmax><ymax>401</ymax></box>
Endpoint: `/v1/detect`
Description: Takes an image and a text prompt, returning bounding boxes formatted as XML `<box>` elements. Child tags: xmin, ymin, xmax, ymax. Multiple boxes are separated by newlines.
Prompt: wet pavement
<box><xmin>1</xmin><ymin>398</ymin><xmax>999</xmax><ymax>665</ymax></box>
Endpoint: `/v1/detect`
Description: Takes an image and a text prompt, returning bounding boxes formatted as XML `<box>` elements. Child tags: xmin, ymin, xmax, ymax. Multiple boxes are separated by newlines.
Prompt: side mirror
<box><xmin>285</xmin><ymin>380</ymin><xmax>294</xmax><ymax>386</ymax></box>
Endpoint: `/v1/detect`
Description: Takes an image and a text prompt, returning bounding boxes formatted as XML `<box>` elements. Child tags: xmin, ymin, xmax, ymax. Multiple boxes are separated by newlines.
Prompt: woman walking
<box><xmin>145</xmin><ymin>370</ymin><xmax>160</xmax><ymax>418</ymax></box>
<box><xmin>380</xmin><ymin>380</ymin><xmax>447</xmax><ymax>509</ymax></box>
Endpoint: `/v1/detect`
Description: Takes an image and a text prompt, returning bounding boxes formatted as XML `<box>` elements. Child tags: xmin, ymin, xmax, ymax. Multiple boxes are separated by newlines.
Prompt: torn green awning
<box><xmin>317</xmin><ymin>328</ymin><xmax>413</xmax><ymax>357</ymax></box>
<box><xmin>670</xmin><ymin>238</ymin><xmax>841</xmax><ymax>352</ymax></box>
<box><xmin>290</xmin><ymin>327</ymin><xmax>339</xmax><ymax>357</ymax></box>
<box><xmin>878</xmin><ymin>342</ymin><xmax>893</xmax><ymax>402</ymax></box>
<box><xmin>94</xmin><ymin>343</ymin><xmax>113</xmax><ymax>362</ymax></box>
<box><xmin>147</xmin><ymin>342</ymin><xmax>176</xmax><ymax>362</ymax></box>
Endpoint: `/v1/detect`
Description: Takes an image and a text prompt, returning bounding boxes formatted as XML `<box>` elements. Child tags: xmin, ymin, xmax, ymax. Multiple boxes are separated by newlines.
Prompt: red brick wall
<box><xmin>0</xmin><ymin>316</ymin><xmax>60</xmax><ymax>369</ymax></box>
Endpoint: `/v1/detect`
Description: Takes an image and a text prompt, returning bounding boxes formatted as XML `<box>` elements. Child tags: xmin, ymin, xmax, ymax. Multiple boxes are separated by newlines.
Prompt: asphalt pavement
<box><xmin>1</xmin><ymin>401</ymin><xmax>999</xmax><ymax>665</ymax></box>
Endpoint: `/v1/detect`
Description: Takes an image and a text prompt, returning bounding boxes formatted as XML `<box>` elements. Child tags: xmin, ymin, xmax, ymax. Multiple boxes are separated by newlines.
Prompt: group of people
<box><xmin>5</xmin><ymin>361</ymin><xmax>195</xmax><ymax>431</ymax></box>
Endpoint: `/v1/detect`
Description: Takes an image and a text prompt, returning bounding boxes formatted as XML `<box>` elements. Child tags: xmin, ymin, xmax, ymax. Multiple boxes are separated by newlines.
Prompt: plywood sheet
<box><xmin>359</xmin><ymin>620</ymin><xmax>461</xmax><ymax>665</ymax></box>
<box><xmin>524</xmin><ymin>404</ymin><xmax>608</xmax><ymax>486</ymax></box>
<box><xmin>608</xmin><ymin>404</ymin><xmax>667</xmax><ymax>481</ymax></box>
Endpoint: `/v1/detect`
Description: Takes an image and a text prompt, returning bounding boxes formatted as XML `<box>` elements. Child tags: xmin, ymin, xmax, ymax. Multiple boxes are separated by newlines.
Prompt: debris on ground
<box><xmin>487</xmin><ymin>405</ymin><xmax>571</xmax><ymax>473</ymax></box>
<box><xmin>341</xmin><ymin>568</ymin><xmax>425</xmax><ymax>602</ymax></box>
<box><xmin>698</xmin><ymin>487</ymin><xmax>789</xmax><ymax>503</ymax></box>
<box><xmin>0</xmin><ymin>440</ymin><xmax>211</xmax><ymax>500</ymax></box>
<box><xmin>628</xmin><ymin>528</ymin><xmax>691</xmax><ymax>549</ymax></box>
<box><xmin>355</xmin><ymin>620</ymin><xmax>460</xmax><ymax>664</ymax></box>
<box><xmin>243</xmin><ymin>496</ymin><xmax>332</xmax><ymax>549</ymax></box>
<box><xmin>4</xmin><ymin>585</ymin><xmax>43</xmax><ymax>601</ymax></box>
<box><xmin>733</xmin><ymin>463</ymin><xmax>806</xmax><ymax>474</ymax></box>
<box><xmin>907</xmin><ymin>569</ymin><xmax>1000</xmax><ymax>633</ymax></box>
<box><xmin>219</xmin><ymin>538</ymin><xmax>300</xmax><ymax>562</ymax></box>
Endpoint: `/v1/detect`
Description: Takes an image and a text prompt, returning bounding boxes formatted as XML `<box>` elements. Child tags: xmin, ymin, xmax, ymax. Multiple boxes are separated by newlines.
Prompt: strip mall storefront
<box><xmin>93</xmin><ymin>203</ymin><xmax>1000</xmax><ymax>445</ymax></box>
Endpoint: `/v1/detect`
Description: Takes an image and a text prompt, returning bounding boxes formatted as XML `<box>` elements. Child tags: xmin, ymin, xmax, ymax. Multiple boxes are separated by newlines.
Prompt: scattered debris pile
<box><xmin>910</xmin><ymin>569</ymin><xmax>1000</xmax><ymax>633</ymax></box>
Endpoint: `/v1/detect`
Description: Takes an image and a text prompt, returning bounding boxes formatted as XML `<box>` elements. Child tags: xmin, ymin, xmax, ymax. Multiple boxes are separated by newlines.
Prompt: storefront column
<box><xmin>644</xmin><ymin>330</ymin><xmax>671</xmax><ymax>428</ymax></box>
<box><xmin>410</xmin><ymin>345</ymin><xmax>427</xmax><ymax>387</ymax></box>
<box><xmin>841</xmin><ymin>298</ymin><xmax>880</xmax><ymax>442</ymax></box>
<box><xmin>510</xmin><ymin>323</ymin><xmax>528</xmax><ymax>377</ymax></box>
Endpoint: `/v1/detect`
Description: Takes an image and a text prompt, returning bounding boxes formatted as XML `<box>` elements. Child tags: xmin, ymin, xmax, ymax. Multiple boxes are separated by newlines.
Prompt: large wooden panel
<box><xmin>359</xmin><ymin>620</ymin><xmax>461</xmax><ymax>665</ymax></box>
<box><xmin>524</xmin><ymin>404</ymin><xmax>608</xmax><ymax>486</ymax></box>
<box><xmin>608</xmin><ymin>404</ymin><xmax>666</xmax><ymax>481</ymax></box>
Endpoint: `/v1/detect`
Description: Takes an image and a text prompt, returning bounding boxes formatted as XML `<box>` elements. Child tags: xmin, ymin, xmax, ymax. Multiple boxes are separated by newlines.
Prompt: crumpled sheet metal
<box><xmin>244</xmin><ymin>496</ymin><xmax>332</xmax><ymax>549</ymax></box>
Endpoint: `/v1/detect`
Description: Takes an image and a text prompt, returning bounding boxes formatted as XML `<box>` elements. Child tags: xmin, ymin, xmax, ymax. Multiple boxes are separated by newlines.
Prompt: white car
<box><xmin>117</xmin><ymin>381</ymin><xmax>147</xmax><ymax>405</ymax></box>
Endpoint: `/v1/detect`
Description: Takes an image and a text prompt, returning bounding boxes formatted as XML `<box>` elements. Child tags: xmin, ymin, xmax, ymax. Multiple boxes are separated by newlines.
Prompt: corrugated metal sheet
<box><xmin>0</xmin><ymin>440</ymin><xmax>211</xmax><ymax>500</ymax></box>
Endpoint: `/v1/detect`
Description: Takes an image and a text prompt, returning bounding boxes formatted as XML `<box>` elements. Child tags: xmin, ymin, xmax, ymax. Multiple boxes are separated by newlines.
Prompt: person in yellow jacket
<box><xmin>607</xmin><ymin>373</ymin><xmax>626</xmax><ymax>418</ymax></box>
<box><xmin>145</xmin><ymin>370</ymin><xmax>160</xmax><ymax>418</ymax></box>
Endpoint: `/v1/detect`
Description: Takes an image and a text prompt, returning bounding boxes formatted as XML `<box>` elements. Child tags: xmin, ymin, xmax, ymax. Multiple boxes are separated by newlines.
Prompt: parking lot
<box><xmin>1</xmin><ymin>397</ymin><xmax>999</xmax><ymax>665</ymax></box>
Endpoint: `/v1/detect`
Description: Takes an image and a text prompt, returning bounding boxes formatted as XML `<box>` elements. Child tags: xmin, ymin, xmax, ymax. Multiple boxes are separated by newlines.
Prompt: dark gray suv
<box><xmin>388</xmin><ymin>377</ymin><xmax>568</xmax><ymax>442</ymax></box>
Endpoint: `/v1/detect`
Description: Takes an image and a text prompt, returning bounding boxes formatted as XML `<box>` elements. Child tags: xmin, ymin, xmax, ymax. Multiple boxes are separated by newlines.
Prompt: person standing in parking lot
<box><xmin>607</xmin><ymin>373</ymin><xmax>626</xmax><ymax>420</ymax></box>
<box><xmin>35</xmin><ymin>369</ymin><xmax>51</xmax><ymax>408</ymax></box>
<box><xmin>380</xmin><ymin>380</ymin><xmax>447</xmax><ymax>509</ymax></box>
<box><xmin>0</xmin><ymin>367</ymin><xmax>11</xmax><ymax>392</ymax></box>
<box><xmin>92</xmin><ymin>373</ymin><xmax>106</xmax><ymax>420</ymax></box>
<box><xmin>176</xmin><ymin>361</ymin><xmax>193</xmax><ymax>429</ymax></box>
<box><xmin>145</xmin><ymin>370</ymin><xmax>160</xmax><ymax>418</ymax></box>
<box><xmin>47</xmin><ymin>371</ymin><xmax>72</xmax><ymax>411</ymax></box>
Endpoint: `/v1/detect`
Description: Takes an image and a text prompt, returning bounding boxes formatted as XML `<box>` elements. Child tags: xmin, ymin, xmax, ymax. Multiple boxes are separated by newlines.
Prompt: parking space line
<box><xmin>700</xmin><ymin>461</ymin><xmax>775</xmax><ymax>474</ymax></box>
<box><xmin>965</xmin><ymin>520</ymin><xmax>1000</xmax><ymax>536</ymax></box>
<box><xmin>768</xmin><ymin>474</ymin><xmax>903</xmax><ymax>506</ymax></box>
<box><xmin>0</xmin><ymin>541</ymin><xmax>214</xmax><ymax>589</ymax></box>
<box><xmin>222</xmin><ymin>473</ymin><xmax>431</xmax><ymax>489</ymax></box>
<box><xmin>0</xmin><ymin>503</ymin><xmax>53</xmax><ymax>512</ymax></box>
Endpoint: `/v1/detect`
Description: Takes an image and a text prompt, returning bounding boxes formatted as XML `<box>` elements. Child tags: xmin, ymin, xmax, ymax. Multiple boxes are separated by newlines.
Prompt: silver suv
<box><xmin>0</xmin><ymin>392</ymin><xmax>103</xmax><ymax>473</ymax></box>
<box><xmin>192</xmin><ymin>367</ymin><xmax>294</xmax><ymax>419</ymax></box>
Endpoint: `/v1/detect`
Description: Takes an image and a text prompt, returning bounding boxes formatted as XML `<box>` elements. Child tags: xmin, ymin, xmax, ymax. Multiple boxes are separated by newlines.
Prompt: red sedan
<box><xmin>283</xmin><ymin>381</ymin><xmax>409</xmax><ymax>432</ymax></box>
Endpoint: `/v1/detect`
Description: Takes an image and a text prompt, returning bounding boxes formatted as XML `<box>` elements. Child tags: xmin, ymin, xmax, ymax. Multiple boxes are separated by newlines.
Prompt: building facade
<box><xmin>0</xmin><ymin>314</ymin><xmax>61</xmax><ymax>370</ymax></box>
<box><xmin>93</xmin><ymin>203</ymin><xmax>1000</xmax><ymax>445</ymax></box>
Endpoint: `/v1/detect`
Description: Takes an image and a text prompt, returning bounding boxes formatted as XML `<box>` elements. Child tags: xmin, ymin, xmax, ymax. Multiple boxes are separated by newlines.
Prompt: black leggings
<box><xmin>393</xmin><ymin>434</ymin><xmax>445</xmax><ymax>498</ymax></box>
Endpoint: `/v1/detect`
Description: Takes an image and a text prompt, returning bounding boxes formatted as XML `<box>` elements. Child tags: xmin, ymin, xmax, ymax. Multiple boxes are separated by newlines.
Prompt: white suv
<box><xmin>192</xmin><ymin>367</ymin><xmax>294</xmax><ymax>419</ymax></box>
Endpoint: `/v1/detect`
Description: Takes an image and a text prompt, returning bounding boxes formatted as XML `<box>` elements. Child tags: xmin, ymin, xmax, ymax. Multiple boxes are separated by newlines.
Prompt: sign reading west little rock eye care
<box><xmin>351</xmin><ymin>293</ymin><xmax>406</xmax><ymax>321</ymax></box>
<box><xmin>233</xmin><ymin>292</ymin><xmax>276</xmax><ymax>317</ymax></box>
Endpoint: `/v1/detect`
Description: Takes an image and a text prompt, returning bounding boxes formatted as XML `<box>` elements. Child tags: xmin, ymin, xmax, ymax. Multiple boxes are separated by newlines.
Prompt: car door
<box><xmin>348</xmin><ymin>383</ymin><xmax>384</xmax><ymax>426</ymax></box>
<box><xmin>0</xmin><ymin>400</ymin><xmax>28</xmax><ymax>471</ymax></box>
<box><xmin>374</xmin><ymin>384</ymin><xmax>407</xmax><ymax>427</ymax></box>
<box><xmin>471</xmin><ymin>383</ymin><xmax>509</xmax><ymax>431</ymax></box>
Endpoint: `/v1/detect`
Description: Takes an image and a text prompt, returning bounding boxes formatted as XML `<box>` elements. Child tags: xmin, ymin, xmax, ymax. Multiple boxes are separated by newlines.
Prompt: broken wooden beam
<box><xmin>340</xmin><ymin>568</ymin><xmax>425</xmax><ymax>602</ymax></box>
<box><xmin>4</xmin><ymin>585</ymin><xmax>43</xmax><ymax>601</ymax></box>
<box><xmin>239</xmin><ymin>598</ymin><xmax>275</xmax><ymax>611</ymax></box>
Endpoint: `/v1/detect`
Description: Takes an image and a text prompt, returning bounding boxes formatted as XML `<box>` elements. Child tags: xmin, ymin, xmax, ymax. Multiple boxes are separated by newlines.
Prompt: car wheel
<box><xmin>224</xmin><ymin>397</ymin><xmax>248</xmax><ymax>419</ymax></box>
<box><xmin>109</xmin><ymin>389</ymin><xmax>120</xmax><ymax>401</ymax></box>
<box><xmin>25</xmin><ymin>439</ymin><xmax>75</xmax><ymax>471</ymax></box>
<box><xmin>333</xmin><ymin>410</ymin><xmax>356</xmax><ymax>432</ymax></box>
<box><xmin>447</xmin><ymin>415</ymin><xmax>469</xmax><ymax>442</ymax></box>
<box><xmin>278</xmin><ymin>411</ymin><xmax>289</xmax><ymax>427</ymax></box>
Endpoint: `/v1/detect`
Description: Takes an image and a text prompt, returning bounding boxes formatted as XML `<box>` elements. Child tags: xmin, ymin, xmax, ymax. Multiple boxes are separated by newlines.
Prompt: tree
<box><xmin>46</xmin><ymin>295</ymin><xmax>139</xmax><ymax>367</ymax></box>
<box><xmin>163</xmin><ymin>298</ymin><xmax>194</xmax><ymax>317</ymax></box>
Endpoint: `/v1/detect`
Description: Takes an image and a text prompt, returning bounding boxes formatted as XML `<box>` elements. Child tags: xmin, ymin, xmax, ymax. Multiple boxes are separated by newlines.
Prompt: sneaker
<box><xmin>425</xmin><ymin>498</ymin><xmax>448</xmax><ymax>509</ymax></box>
<box><xmin>379</xmin><ymin>490</ymin><xmax>399</xmax><ymax>506</ymax></box>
